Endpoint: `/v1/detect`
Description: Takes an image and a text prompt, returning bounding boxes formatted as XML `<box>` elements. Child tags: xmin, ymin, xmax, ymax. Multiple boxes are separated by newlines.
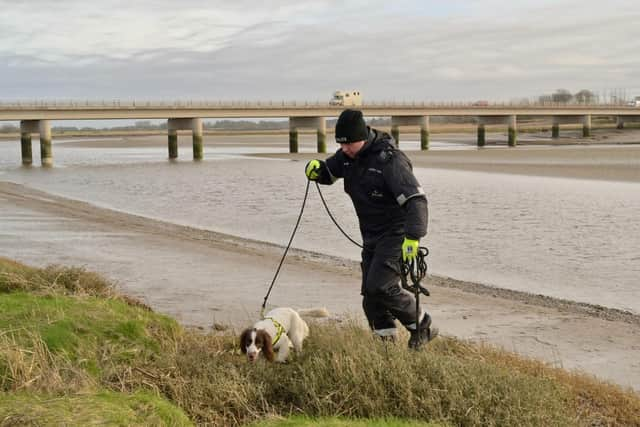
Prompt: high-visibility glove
<box><xmin>402</xmin><ymin>237</ymin><xmax>420</xmax><ymax>262</ymax></box>
<box><xmin>305</xmin><ymin>159</ymin><xmax>321</xmax><ymax>181</ymax></box>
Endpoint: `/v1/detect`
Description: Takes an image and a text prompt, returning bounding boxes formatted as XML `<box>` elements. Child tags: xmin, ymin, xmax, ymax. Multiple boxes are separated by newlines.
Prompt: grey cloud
<box><xmin>1</xmin><ymin>0</ymin><xmax>639</xmax><ymax>101</ymax></box>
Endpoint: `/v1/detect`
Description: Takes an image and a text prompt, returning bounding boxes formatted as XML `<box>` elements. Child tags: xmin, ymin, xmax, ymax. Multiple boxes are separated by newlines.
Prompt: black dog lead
<box><xmin>401</xmin><ymin>246</ymin><xmax>430</xmax><ymax>346</ymax></box>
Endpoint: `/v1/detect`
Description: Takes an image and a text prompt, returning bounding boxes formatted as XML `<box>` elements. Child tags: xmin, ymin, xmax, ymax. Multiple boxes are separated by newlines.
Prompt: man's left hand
<box><xmin>402</xmin><ymin>237</ymin><xmax>419</xmax><ymax>262</ymax></box>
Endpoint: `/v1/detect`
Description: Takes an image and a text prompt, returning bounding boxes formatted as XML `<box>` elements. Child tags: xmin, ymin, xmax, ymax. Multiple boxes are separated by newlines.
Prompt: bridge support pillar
<box><xmin>390</xmin><ymin>116</ymin><xmax>430</xmax><ymax>148</ymax></box>
<box><xmin>477</xmin><ymin>122</ymin><xmax>486</xmax><ymax>147</ymax></box>
<box><xmin>552</xmin><ymin>118</ymin><xmax>560</xmax><ymax>138</ymax></box>
<box><xmin>507</xmin><ymin>115</ymin><xmax>517</xmax><ymax>147</ymax></box>
<box><xmin>420</xmin><ymin>116</ymin><xmax>430</xmax><ymax>150</ymax></box>
<box><xmin>19</xmin><ymin>121</ymin><xmax>33</xmax><ymax>166</ymax></box>
<box><xmin>168</xmin><ymin>118</ymin><xmax>203</xmax><ymax>160</ymax></box>
<box><xmin>19</xmin><ymin>120</ymin><xmax>51</xmax><ymax>166</ymax></box>
<box><xmin>168</xmin><ymin>129</ymin><xmax>178</xmax><ymax>159</ymax></box>
<box><xmin>616</xmin><ymin>116</ymin><xmax>624</xmax><ymax>129</ymax></box>
<box><xmin>553</xmin><ymin>115</ymin><xmax>586</xmax><ymax>139</ymax></box>
<box><xmin>289</xmin><ymin>127</ymin><xmax>298</xmax><ymax>153</ymax></box>
<box><xmin>477</xmin><ymin>116</ymin><xmax>517</xmax><ymax>147</ymax></box>
<box><xmin>40</xmin><ymin>120</ymin><xmax>52</xmax><ymax>166</ymax></box>
<box><xmin>289</xmin><ymin>116</ymin><xmax>326</xmax><ymax>153</ymax></box>
<box><xmin>192</xmin><ymin>118</ymin><xmax>203</xmax><ymax>160</ymax></box>
<box><xmin>20</xmin><ymin>132</ymin><xmax>32</xmax><ymax>166</ymax></box>
<box><xmin>316</xmin><ymin>118</ymin><xmax>326</xmax><ymax>153</ymax></box>
<box><xmin>582</xmin><ymin>114</ymin><xmax>592</xmax><ymax>138</ymax></box>
<box><xmin>389</xmin><ymin>116</ymin><xmax>431</xmax><ymax>149</ymax></box>
<box><xmin>391</xmin><ymin>124</ymin><xmax>400</xmax><ymax>147</ymax></box>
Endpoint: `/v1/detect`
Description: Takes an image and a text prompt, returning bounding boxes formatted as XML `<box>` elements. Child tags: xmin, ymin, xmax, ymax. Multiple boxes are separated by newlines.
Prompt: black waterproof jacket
<box><xmin>316</xmin><ymin>127</ymin><xmax>428</xmax><ymax>247</ymax></box>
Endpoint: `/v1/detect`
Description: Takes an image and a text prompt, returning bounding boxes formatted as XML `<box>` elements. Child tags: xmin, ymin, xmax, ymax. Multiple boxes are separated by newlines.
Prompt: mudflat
<box><xmin>255</xmin><ymin>128</ymin><xmax>640</xmax><ymax>182</ymax></box>
<box><xmin>37</xmin><ymin>127</ymin><xmax>640</xmax><ymax>182</ymax></box>
<box><xmin>1</xmin><ymin>129</ymin><xmax>639</xmax><ymax>390</ymax></box>
<box><xmin>1</xmin><ymin>180</ymin><xmax>639</xmax><ymax>391</ymax></box>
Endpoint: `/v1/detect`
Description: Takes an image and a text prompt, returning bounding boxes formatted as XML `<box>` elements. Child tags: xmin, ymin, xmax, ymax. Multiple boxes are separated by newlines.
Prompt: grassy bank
<box><xmin>0</xmin><ymin>391</ymin><xmax>192</xmax><ymax>426</ymax></box>
<box><xmin>1</xmin><ymin>257</ymin><xmax>639</xmax><ymax>426</ymax></box>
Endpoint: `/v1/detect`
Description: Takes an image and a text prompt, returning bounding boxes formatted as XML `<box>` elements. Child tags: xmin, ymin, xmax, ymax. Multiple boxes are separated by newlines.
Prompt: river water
<box><xmin>1</xmin><ymin>134</ymin><xmax>639</xmax><ymax>314</ymax></box>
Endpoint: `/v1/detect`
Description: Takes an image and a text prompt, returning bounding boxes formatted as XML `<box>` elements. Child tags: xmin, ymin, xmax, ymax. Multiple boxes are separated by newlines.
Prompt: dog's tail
<box><xmin>297</xmin><ymin>307</ymin><xmax>331</xmax><ymax>318</ymax></box>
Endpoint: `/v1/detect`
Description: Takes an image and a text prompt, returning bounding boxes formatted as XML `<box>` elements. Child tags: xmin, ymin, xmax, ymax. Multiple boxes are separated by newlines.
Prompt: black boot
<box><xmin>408</xmin><ymin>314</ymin><xmax>438</xmax><ymax>349</ymax></box>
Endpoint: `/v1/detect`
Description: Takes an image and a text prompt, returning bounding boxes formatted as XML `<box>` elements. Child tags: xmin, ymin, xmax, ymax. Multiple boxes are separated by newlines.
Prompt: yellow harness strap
<box><xmin>264</xmin><ymin>317</ymin><xmax>285</xmax><ymax>346</ymax></box>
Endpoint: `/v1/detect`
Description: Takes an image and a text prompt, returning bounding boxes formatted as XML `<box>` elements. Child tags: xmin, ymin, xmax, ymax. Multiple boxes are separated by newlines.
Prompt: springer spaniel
<box><xmin>239</xmin><ymin>307</ymin><xmax>309</xmax><ymax>363</ymax></box>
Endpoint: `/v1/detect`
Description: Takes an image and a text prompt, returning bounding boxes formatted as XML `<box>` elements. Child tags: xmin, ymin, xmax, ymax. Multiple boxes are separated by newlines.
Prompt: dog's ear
<box><xmin>258</xmin><ymin>330</ymin><xmax>275</xmax><ymax>362</ymax></box>
<box><xmin>239</xmin><ymin>329</ymin><xmax>251</xmax><ymax>354</ymax></box>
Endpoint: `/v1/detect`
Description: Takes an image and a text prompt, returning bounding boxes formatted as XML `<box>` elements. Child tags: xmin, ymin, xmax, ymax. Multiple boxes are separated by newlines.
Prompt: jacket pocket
<box><xmin>363</xmin><ymin>170</ymin><xmax>388</xmax><ymax>203</ymax></box>
<box><xmin>383</xmin><ymin>257</ymin><xmax>402</xmax><ymax>275</ymax></box>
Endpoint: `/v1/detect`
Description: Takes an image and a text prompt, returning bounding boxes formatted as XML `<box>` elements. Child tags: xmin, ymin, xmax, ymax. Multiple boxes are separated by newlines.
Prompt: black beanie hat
<box><xmin>335</xmin><ymin>109</ymin><xmax>368</xmax><ymax>144</ymax></box>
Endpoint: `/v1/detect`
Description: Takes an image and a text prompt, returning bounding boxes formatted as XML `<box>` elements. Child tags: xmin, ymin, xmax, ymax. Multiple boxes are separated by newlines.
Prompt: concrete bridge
<box><xmin>1</xmin><ymin>101</ymin><xmax>639</xmax><ymax>166</ymax></box>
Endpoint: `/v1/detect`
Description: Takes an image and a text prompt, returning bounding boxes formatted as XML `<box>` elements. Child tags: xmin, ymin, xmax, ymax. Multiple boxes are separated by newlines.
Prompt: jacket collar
<box><xmin>354</xmin><ymin>127</ymin><xmax>394</xmax><ymax>159</ymax></box>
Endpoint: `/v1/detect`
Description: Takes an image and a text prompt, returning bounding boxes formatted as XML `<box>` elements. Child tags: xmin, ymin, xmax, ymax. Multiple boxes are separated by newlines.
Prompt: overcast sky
<box><xmin>1</xmin><ymin>0</ymin><xmax>639</xmax><ymax>103</ymax></box>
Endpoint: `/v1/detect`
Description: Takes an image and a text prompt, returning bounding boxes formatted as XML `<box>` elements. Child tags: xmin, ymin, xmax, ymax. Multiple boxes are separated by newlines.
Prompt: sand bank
<box><xmin>262</xmin><ymin>141</ymin><xmax>640</xmax><ymax>183</ymax></box>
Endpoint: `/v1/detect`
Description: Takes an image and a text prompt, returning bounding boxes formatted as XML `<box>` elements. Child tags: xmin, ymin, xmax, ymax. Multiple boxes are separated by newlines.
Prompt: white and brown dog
<box><xmin>239</xmin><ymin>307</ymin><xmax>310</xmax><ymax>363</ymax></box>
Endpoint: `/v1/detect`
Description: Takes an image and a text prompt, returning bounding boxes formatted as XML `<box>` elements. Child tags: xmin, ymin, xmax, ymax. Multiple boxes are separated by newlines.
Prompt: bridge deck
<box><xmin>1</xmin><ymin>102</ymin><xmax>639</xmax><ymax>121</ymax></box>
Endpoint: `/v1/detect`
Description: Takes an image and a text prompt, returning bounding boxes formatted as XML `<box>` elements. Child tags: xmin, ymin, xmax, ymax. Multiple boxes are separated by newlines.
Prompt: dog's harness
<box><xmin>264</xmin><ymin>317</ymin><xmax>285</xmax><ymax>346</ymax></box>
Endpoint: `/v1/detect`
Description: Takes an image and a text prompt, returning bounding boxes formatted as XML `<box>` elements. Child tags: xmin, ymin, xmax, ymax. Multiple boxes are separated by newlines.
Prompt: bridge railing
<box><xmin>0</xmin><ymin>99</ymin><xmax>637</xmax><ymax>109</ymax></box>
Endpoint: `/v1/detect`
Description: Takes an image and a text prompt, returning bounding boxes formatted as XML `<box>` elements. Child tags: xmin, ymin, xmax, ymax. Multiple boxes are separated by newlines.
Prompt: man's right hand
<box><xmin>305</xmin><ymin>160</ymin><xmax>321</xmax><ymax>181</ymax></box>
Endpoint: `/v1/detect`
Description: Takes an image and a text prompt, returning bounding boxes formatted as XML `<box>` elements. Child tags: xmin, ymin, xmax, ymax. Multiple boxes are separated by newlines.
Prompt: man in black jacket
<box><xmin>305</xmin><ymin>109</ymin><xmax>437</xmax><ymax>348</ymax></box>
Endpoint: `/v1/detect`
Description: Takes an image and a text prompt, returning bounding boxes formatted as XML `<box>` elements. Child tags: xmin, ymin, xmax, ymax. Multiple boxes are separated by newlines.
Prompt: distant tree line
<box><xmin>0</xmin><ymin>120</ymin><xmax>287</xmax><ymax>133</ymax></box>
<box><xmin>537</xmin><ymin>89</ymin><xmax>597</xmax><ymax>105</ymax></box>
<box><xmin>0</xmin><ymin>124</ymin><xmax>19</xmax><ymax>133</ymax></box>
<box><xmin>205</xmin><ymin>120</ymin><xmax>288</xmax><ymax>130</ymax></box>
<box><xmin>0</xmin><ymin>116</ymin><xmax>482</xmax><ymax>134</ymax></box>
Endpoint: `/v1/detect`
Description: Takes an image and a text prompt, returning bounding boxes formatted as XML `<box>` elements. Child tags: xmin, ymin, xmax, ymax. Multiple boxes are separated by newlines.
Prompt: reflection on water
<box><xmin>0</xmin><ymin>136</ymin><xmax>639</xmax><ymax>313</ymax></box>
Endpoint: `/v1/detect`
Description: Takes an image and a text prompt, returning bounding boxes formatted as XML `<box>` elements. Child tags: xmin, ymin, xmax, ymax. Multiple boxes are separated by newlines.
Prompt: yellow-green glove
<box><xmin>305</xmin><ymin>159</ymin><xmax>321</xmax><ymax>180</ymax></box>
<box><xmin>402</xmin><ymin>237</ymin><xmax>419</xmax><ymax>262</ymax></box>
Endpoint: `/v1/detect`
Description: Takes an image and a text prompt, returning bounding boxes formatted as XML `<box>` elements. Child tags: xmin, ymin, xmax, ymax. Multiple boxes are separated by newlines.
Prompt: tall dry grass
<box><xmin>103</xmin><ymin>321</ymin><xmax>640</xmax><ymax>426</ymax></box>
<box><xmin>2</xmin><ymin>258</ymin><xmax>640</xmax><ymax>426</ymax></box>
<box><xmin>0</xmin><ymin>256</ymin><xmax>149</xmax><ymax>309</ymax></box>
<box><xmin>0</xmin><ymin>332</ymin><xmax>94</xmax><ymax>394</ymax></box>
<box><xmin>0</xmin><ymin>257</ymin><xmax>114</xmax><ymax>296</ymax></box>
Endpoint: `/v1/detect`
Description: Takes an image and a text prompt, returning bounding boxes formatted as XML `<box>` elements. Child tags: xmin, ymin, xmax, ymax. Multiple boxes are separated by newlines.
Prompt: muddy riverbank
<box><xmin>1</xmin><ymin>181</ymin><xmax>639</xmax><ymax>391</ymax></box>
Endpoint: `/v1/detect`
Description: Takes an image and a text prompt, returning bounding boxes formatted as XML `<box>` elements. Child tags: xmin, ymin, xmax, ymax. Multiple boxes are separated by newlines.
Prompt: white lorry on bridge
<box><xmin>329</xmin><ymin>90</ymin><xmax>362</xmax><ymax>106</ymax></box>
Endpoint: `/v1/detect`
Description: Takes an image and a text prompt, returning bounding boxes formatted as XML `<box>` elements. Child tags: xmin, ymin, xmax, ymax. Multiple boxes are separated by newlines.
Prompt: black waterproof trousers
<box><xmin>360</xmin><ymin>233</ymin><xmax>422</xmax><ymax>337</ymax></box>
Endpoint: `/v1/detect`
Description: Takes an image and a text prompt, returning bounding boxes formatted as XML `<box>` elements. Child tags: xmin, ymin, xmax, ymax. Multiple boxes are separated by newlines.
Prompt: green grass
<box><xmin>0</xmin><ymin>391</ymin><xmax>193</xmax><ymax>426</ymax></box>
<box><xmin>0</xmin><ymin>292</ymin><xmax>178</xmax><ymax>383</ymax></box>
<box><xmin>2</xmin><ymin>257</ymin><xmax>640</xmax><ymax>426</ymax></box>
